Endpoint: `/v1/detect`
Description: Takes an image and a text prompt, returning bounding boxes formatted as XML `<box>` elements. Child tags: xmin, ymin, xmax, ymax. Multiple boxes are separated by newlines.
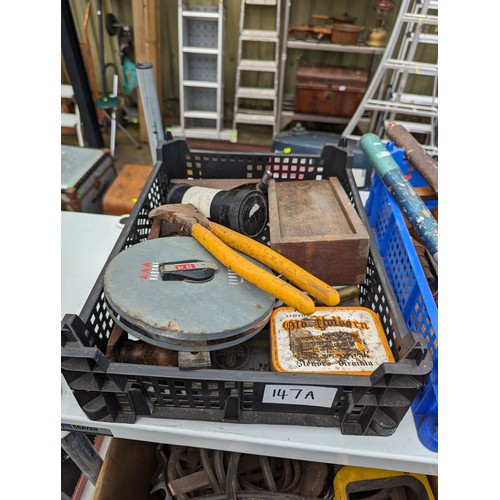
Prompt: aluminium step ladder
<box><xmin>232</xmin><ymin>0</ymin><xmax>282</xmax><ymax>138</ymax></box>
<box><xmin>170</xmin><ymin>0</ymin><xmax>233</xmax><ymax>141</ymax></box>
<box><xmin>342</xmin><ymin>0</ymin><xmax>438</xmax><ymax>154</ymax></box>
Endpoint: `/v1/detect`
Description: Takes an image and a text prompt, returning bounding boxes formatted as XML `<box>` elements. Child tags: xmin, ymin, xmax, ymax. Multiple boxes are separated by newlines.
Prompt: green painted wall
<box><xmin>66</xmin><ymin>0</ymin><xmax>437</xmax><ymax>127</ymax></box>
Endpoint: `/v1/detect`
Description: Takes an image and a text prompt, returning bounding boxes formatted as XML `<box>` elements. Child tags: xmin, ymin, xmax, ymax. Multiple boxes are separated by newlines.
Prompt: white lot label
<box><xmin>262</xmin><ymin>384</ymin><xmax>337</xmax><ymax>408</ymax></box>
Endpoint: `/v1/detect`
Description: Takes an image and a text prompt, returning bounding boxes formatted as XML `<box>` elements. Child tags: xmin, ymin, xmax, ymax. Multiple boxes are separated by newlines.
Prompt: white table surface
<box><xmin>61</xmin><ymin>210</ymin><xmax>438</xmax><ymax>476</ymax></box>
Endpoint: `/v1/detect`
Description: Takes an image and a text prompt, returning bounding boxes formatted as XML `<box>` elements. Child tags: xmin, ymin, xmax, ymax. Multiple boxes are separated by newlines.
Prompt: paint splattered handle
<box><xmin>360</xmin><ymin>133</ymin><xmax>438</xmax><ymax>263</ymax></box>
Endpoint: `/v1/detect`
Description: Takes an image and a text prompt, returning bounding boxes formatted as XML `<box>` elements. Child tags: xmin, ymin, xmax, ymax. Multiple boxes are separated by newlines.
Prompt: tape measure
<box><xmin>103</xmin><ymin>236</ymin><xmax>276</xmax><ymax>351</ymax></box>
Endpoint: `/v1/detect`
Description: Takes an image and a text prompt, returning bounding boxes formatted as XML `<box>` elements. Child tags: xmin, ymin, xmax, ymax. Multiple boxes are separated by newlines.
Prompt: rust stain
<box><xmin>124</xmin><ymin>312</ymin><xmax>185</xmax><ymax>333</ymax></box>
<box><xmin>162</xmin><ymin>319</ymin><xmax>183</xmax><ymax>332</ymax></box>
<box><xmin>290</xmin><ymin>329</ymin><xmax>370</xmax><ymax>365</ymax></box>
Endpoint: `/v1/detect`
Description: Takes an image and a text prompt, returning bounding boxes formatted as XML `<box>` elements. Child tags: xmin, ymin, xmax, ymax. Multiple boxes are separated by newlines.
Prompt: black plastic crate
<box><xmin>61</xmin><ymin>139</ymin><xmax>432</xmax><ymax>436</ymax></box>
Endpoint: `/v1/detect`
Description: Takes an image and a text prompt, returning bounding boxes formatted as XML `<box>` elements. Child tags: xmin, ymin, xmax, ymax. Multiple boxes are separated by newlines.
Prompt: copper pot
<box><xmin>289</xmin><ymin>24</ymin><xmax>312</xmax><ymax>41</ymax></box>
<box><xmin>374</xmin><ymin>0</ymin><xmax>395</xmax><ymax>10</ymax></box>
<box><xmin>332</xmin><ymin>13</ymin><xmax>357</xmax><ymax>24</ymax></box>
<box><xmin>311</xmin><ymin>25</ymin><xmax>333</xmax><ymax>40</ymax></box>
<box><xmin>312</xmin><ymin>13</ymin><xmax>357</xmax><ymax>25</ymax></box>
<box><xmin>331</xmin><ymin>24</ymin><xmax>365</xmax><ymax>45</ymax></box>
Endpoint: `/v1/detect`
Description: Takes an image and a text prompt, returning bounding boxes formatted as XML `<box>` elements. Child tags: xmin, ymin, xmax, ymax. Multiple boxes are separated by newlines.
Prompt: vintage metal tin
<box><xmin>270</xmin><ymin>307</ymin><xmax>395</xmax><ymax>375</ymax></box>
<box><xmin>103</xmin><ymin>236</ymin><xmax>276</xmax><ymax>351</ymax></box>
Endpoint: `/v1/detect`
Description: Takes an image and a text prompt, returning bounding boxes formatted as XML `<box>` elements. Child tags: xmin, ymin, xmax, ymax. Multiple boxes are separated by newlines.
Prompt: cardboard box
<box><xmin>92</xmin><ymin>438</ymin><xmax>158</xmax><ymax>500</ymax></box>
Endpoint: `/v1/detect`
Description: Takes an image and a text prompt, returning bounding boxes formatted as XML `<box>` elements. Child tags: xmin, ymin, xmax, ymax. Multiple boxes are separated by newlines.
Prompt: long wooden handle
<box><xmin>208</xmin><ymin>221</ymin><xmax>340</xmax><ymax>307</ymax></box>
<box><xmin>191</xmin><ymin>223</ymin><xmax>315</xmax><ymax>315</ymax></box>
<box><xmin>385</xmin><ymin>121</ymin><xmax>438</xmax><ymax>194</ymax></box>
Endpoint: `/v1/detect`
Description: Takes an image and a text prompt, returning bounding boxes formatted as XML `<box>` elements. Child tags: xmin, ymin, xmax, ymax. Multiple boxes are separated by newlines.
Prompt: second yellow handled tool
<box><xmin>191</xmin><ymin>223</ymin><xmax>315</xmax><ymax>315</ymax></box>
<box><xmin>207</xmin><ymin>221</ymin><xmax>340</xmax><ymax>307</ymax></box>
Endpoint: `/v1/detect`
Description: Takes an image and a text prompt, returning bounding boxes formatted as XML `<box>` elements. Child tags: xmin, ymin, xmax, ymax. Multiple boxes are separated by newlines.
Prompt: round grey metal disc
<box><xmin>103</xmin><ymin>236</ymin><xmax>275</xmax><ymax>350</ymax></box>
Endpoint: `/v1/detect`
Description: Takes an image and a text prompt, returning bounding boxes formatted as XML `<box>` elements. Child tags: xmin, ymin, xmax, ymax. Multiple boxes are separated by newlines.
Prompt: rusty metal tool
<box><xmin>149</xmin><ymin>204</ymin><xmax>342</xmax><ymax>315</ymax></box>
<box><xmin>385</xmin><ymin>121</ymin><xmax>438</xmax><ymax>194</ymax></box>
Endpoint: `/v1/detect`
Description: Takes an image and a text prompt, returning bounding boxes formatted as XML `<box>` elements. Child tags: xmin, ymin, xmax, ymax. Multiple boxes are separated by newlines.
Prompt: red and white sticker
<box><xmin>138</xmin><ymin>262</ymin><xmax>159</xmax><ymax>280</ymax></box>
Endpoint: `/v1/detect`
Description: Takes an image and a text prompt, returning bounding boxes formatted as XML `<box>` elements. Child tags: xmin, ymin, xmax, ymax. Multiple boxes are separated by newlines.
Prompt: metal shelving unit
<box><xmin>276</xmin><ymin>0</ymin><xmax>387</xmax><ymax>131</ymax></box>
<box><xmin>286</xmin><ymin>40</ymin><xmax>386</xmax><ymax>55</ymax></box>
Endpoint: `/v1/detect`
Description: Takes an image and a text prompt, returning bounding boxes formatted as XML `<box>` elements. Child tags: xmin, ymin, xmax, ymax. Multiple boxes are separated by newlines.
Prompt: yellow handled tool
<box><xmin>207</xmin><ymin>221</ymin><xmax>340</xmax><ymax>307</ymax></box>
<box><xmin>191</xmin><ymin>223</ymin><xmax>315</xmax><ymax>314</ymax></box>
<box><xmin>149</xmin><ymin>203</ymin><xmax>330</xmax><ymax>315</ymax></box>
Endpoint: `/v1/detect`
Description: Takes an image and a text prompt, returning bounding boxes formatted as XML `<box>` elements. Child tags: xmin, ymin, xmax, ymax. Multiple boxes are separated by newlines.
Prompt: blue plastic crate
<box><xmin>364</xmin><ymin>142</ymin><xmax>438</xmax><ymax>452</ymax></box>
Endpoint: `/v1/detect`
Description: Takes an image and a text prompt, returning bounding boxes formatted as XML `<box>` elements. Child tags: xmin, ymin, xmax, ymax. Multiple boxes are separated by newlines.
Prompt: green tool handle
<box><xmin>360</xmin><ymin>133</ymin><xmax>438</xmax><ymax>263</ymax></box>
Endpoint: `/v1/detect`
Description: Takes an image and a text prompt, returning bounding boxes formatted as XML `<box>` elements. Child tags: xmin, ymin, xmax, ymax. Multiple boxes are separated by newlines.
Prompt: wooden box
<box><xmin>102</xmin><ymin>163</ymin><xmax>153</xmax><ymax>215</ymax></box>
<box><xmin>268</xmin><ymin>178</ymin><xmax>369</xmax><ymax>285</ymax></box>
<box><xmin>294</xmin><ymin>64</ymin><xmax>367</xmax><ymax>117</ymax></box>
